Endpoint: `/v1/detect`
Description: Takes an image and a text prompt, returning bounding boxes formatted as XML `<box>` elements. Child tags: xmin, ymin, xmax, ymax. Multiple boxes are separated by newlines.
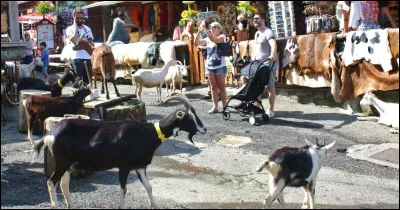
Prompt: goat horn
<box><xmin>176</xmin><ymin>60</ymin><xmax>183</xmax><ymax>66</ymax></box>
<box><xmin>77</xmin><ymin>31</ymin><xmax>90</xmax><ymax>43</ymax></box>
<box><xmin>323</xmin><ymin>139</ymin><xmax>326</xmax><ymax>146</ymax></box>
<box><xmin>164</xmin><ymin>94</ymin><xmax>191</xmax><ymax>109</ymax></box>
<box><xmin>171</xmin><ymin>92</ymin><xmax>190</xmax><ymax>100</ymax></box>
<box><xmin>79</xmin><ymin>31</ymin><xmax>89</xmax><ymax>39</ymax></box>
<box><xmin>316</xmin><ymin>138</ymin><xmax>319</xmax><ymax>146</ymax></box>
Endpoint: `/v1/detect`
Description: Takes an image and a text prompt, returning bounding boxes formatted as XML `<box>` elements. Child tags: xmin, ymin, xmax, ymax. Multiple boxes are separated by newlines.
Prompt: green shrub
<box><xmin>36</xmin><ymin>2</ymin><xmax>55</xmax><ymax>15</ymax></box>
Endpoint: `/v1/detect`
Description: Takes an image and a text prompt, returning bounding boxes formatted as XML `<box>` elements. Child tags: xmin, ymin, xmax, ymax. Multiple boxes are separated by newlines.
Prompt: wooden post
<box><xmin>198</xmin><ymin>48</ymin><xmax>205</xmax><ymax>84</ymax></box>
<box><xmin>8</xmin><ymin>1</ymin><xmax>20</xmax><ymax>42</ymax></box>
<box><xmin>102</xmin><ymin>6</ymin><xmax>111</xmax><ymax>42</ymax></box>
<box><xmin>167</xmin><ymin>2</ymin><xmax>173</xmax><ymax>32</ymax></box>
<box><xmin>188</xmin><ymin>39</ymin><xmax>199</xmax><ymax>84</ymax></box>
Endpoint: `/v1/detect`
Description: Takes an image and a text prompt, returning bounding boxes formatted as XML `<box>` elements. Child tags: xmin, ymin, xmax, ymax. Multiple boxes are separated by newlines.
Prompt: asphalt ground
<box><xmin>1</xmin><ymin>72</ymin><xmax>399</xmax><ymax>209</ymax></box>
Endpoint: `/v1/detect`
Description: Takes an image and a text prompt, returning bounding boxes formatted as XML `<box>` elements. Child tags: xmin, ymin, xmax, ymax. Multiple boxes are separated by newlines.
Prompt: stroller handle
<box><xmin>260</xmin><ymin>58</ymin><xmax>275</xmax><ymax>70</ymax></box>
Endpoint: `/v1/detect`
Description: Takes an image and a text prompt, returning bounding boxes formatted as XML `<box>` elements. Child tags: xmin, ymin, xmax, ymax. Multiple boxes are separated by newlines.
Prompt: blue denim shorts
<box><xmin>206</xmin><ymin>66</ymin><xmax>227</xmax><ymax>76</ymax></box>
<box><xmin>42</xmin><ymin>65</ymin><xmax>48</xmax><ymax>75</ymax></box>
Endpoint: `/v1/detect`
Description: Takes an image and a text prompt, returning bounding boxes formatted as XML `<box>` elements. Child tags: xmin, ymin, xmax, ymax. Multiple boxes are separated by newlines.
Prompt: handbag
<box><xmin>217</xmin><ymin>42</ymin><xmax>233</xmax><ymax>57</ymax></box>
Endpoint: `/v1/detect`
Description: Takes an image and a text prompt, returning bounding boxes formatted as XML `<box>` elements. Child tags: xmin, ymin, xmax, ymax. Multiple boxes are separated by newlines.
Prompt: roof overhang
<box><xmin>81</xmin><ymin>1</ymin><xmax>156</xmax><ymax>9</ymax></box>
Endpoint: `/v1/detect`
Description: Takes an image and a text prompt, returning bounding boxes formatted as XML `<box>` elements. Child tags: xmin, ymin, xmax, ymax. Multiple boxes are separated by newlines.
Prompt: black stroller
<box><xmin>222</xmin><ymin>58</ymin><xmax>275</xmax><ymax>125</ymax></box>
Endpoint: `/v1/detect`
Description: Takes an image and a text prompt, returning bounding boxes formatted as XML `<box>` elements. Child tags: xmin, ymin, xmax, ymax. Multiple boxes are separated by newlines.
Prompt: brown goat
<box><xmin>91</xmin><ymin>43</ymin><xmax>120</xmax><ymax>100</ymax></box>
<box><xmin>72</xmin><ymin>39</ymin><xmax>120</xmax><ymax>100</ymax></box>
<box><xmin>22</xmin><ymin>83</ymin><xmax>92</xmax><ymax>147</ymax></box>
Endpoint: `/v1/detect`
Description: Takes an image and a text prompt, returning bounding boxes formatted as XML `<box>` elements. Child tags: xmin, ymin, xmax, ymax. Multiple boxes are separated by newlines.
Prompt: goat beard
<box><xmin>187</xmin><ymin>132</ymin><xmax>196</xmax><ymax>144</ymax></box>
<box><xmin>174</xmin><ymin>129</ymin><xmax>195</xmax><ymax>144</ymax></box>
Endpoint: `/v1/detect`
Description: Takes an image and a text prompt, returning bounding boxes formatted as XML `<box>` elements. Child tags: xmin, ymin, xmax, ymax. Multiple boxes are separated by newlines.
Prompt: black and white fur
<box><xmin>17</xmin><ymin>69</ymin><xmax>76</xmax><ymax>97</ymax></box>
<box><xmin>255</xmin><ymin>139</ymin><xmax>336</xmax><ymax>209</ymax></box>
<box><xmin>34</xmin><ymin>93</ymin><xmax>206</xmax><ymax>209</ymax></box>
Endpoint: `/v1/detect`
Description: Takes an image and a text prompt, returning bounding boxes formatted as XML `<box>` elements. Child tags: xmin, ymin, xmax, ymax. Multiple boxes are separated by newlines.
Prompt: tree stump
<box><xmin>18</xmin><ymin>90</ymin><xmax>51</xmax><ymax>134</ymax></box>
<box><xmin>103</xmin><ymin>98</ymin><xmax>147</xmax><ymax>122</ymax></box>
<box><xmin>43</xmin><ymin>115</ymin><xmax>92</xmax><ymax>179</ymax></box>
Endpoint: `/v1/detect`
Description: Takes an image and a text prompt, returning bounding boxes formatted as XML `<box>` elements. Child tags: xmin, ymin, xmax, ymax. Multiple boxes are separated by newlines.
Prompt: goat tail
<box><xmin>34</xmin><ymin>139</ymin><xmax>45</xmax><ymax>157</ymax></box>
<box><xmin>255</xmin><ymin>159</ymin><xmax>270</xmax><ymax>172</ymax></box>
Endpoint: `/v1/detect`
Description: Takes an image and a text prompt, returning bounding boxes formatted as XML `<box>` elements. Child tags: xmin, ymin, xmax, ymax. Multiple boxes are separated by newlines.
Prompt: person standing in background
<box><xmin>195</xmin><ymin>21</ymin><xmax>228</xmax><ymax>114</ymax></box>
<box><xmin>239</xmin><ymin>13</ymin><xmax>278</xmax><ymax>118</ymax></box>
<box><xmin>66</xmin><ymin>7</ymin><xmax>94</xmax><ymax>84</ymax></box>
<box><xmin>379</xmin><ymin>1</ymin><xmax>398</xmax><ymax>28</ymax></box>
<box><xmin>39</xmin><ymin>42</ymin><xmax>49</xmax><ymax>80</ymax></box>
<box><xmin>21</xmin><ymin>32</ymin><xmax>36</xmax><ymax>77</ymax></box>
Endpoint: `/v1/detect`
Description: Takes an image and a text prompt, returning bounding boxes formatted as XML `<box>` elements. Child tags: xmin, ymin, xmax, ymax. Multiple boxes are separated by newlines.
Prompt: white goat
<box><xmin>18</xmin><ymin>58</ymin><xmax>44</xmax><ymax>79</ymax></box>
<box><xmin>165</xmin><ymin>60</ymin><xmax>189</xmax><ymax>97</ymax></box>
<box><xmin>112</xmin><ymin>42</ymin><xmax>152</xmax><ymax>70</ymax></box>
<box><xmin>360</xmin><ymin>92</ymin><xmax>399</xmax><ymax>134</ymax></box>
<box><xmin>256</xmin><ymin>139</ymin><xmax>336</xmax><ymax>209</ymax></box>
<box><xmin>132</xmin><ymin>59</ymin><xmax>177</xmax><ymax>102</ymax></box>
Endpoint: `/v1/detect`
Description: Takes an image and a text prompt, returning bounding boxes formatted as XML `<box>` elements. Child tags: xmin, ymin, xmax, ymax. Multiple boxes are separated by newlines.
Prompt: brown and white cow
<box><xmin>339</xmin><ymin>29</ymin><xmax>399</xmax><ymax>102</ymax></box>
<box><xmin>282</xmin><ymin>33</ymin><xmax>341</xmax><ymax>102</ymax></box>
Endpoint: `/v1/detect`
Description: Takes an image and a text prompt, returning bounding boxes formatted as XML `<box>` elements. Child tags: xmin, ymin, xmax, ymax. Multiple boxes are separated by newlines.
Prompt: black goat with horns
<box><xmin>34</xmin><ymin>93</ymin><xmax>207</xmax><ymax>208</ymax></box>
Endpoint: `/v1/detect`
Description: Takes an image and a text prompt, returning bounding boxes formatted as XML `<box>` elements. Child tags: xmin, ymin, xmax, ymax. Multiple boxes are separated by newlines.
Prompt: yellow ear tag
<box><xmin>154</xmin><ymin>122</ymin><xmax>167</xmax><ymax>142</ymax></box>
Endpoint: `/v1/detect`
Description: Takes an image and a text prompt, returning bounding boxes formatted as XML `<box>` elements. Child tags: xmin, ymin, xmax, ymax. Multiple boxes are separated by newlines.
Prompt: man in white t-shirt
<box><xmin>66</xmin><ymin>7</ymin><xmax>94</xmax><ymax>84</ymax></box>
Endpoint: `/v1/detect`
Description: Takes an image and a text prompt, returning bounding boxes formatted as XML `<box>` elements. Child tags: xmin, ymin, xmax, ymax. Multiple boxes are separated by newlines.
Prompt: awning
<box><xmin>81</xmin><ymin>1</ymin><xmax>156</xmax><ymax>9</ymax></box>
<box><xmin>81</xmin><ymin>1</ymin><xmax>125</xmax><ymax>9</ymax></box>
<box><xmin>18</xmin><ymin>13</ymin><xmax>55</xmax><ymax>24</ymax></box>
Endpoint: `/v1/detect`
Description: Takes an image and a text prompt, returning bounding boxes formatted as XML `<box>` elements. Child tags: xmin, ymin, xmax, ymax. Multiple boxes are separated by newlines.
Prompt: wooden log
<box><xmin>18</xmin><ymin>90</ymin><xmax>51</xmax><ymax>134</ymax></box>
<box><xmin>43</xmin><ymin>115</ymin><xmax>91</xmax><ymax>178</ymax></box>
<box><xmin>103</xmin><ymin>98</ymin><xmax>147</xmax><ymax>122</ymax></box>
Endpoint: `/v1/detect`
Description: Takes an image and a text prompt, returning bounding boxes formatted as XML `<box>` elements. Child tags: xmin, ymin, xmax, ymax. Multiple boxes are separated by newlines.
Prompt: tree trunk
<box><xmin>103</xmin><ymin>98</ymin><xmax>147</xmax><ymax>122</ymax></box>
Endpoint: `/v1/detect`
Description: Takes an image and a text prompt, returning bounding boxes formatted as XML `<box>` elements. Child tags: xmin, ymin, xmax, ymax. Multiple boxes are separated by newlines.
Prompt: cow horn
<box><xmin>164</xmin><ymin>93</ymin><xmax>191</xmax><ymax>109</ymax></box>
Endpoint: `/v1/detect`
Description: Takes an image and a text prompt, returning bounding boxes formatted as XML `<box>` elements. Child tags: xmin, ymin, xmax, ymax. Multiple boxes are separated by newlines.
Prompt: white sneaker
<box><xmin>266</xmin><ymin>109</ymin><xmax>275</xmax><ymax>118</ymax></box>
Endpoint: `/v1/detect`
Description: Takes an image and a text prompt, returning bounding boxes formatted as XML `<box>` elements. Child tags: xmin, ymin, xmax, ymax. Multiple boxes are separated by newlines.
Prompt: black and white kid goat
<box><xmin>255</xmin><ymin>139</ymin><xmax>336</xmax><ymax>209</ymax></box>
<box><xmin>34</xmin><ymin>93</ymin><xmax>207</xmax><ymax>209</ymax></box>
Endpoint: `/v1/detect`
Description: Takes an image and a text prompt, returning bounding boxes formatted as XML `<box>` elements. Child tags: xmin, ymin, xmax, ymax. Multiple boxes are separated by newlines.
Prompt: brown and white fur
<box><xmin>255</xmin><ymin>139</ymin><xmax>336</xmax><ymax>209</ymax></box>
<box><xmin>359</xmin><ymin>91</ymin><xmax>399</xmax><ymax>134</ymax></box>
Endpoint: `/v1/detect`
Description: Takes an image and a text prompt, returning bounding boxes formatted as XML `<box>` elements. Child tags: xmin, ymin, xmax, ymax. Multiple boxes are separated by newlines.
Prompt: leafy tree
<box><xmin>36</xmin><ymin>1</ymin><xmax>55</xmax><ymax>15</ymax></box>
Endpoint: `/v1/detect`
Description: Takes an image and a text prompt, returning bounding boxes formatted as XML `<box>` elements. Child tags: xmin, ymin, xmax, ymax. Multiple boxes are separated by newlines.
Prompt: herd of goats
<box><xmin>5</xmin><ymin>18</ymin><xmax>395</xmax><ymax>209</ymax></box>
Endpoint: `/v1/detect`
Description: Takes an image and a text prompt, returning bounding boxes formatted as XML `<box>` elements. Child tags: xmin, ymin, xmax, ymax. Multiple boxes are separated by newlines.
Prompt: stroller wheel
<box><xmin>262</xmin><ymin>113</ymin><xmax>270</xmax><ymax>122</ymax></box>
<box><xmin>222</xmin><ymin>110</ymin><xmax>231</xmax><ymax>121</ymax></box>
<box><xmin>249</xmin><ymin>116</ymin><xmax>256</xmax><ymax>125</ymax></box>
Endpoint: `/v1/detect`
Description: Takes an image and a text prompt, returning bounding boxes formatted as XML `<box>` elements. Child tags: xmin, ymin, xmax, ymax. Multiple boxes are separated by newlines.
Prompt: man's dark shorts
<box><xmin>72</xmin><ymin>59</ymin><xmax>93</xmax><ymax>84</ymax></box>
